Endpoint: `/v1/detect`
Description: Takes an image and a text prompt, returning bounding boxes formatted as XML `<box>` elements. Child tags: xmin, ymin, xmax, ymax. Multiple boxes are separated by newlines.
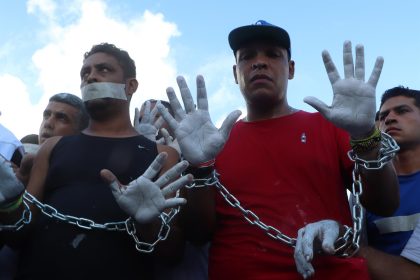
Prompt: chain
<box><xmin>348</xmin><ymin>132</ymin><xmax>399</xmax><ymax>169</ymax></box>
<box><xmin>125</xmin><ymin>205</ymin><xmax>179</xmax><ymax>253</ymax></box>
<box><xmin>193</xmin><ymin>132</ymin><xmax>398</xmax><ymax>253</ymax></box>
<box><xmin>333</xmin><ymin>164</ymin><xmax>364</xmax><ymax>257</ymax></box>
<box><xmin>23</xmin><ymin>190</ymin><xmax>180</xmax><ymax>253</ymax></box>
<box><xmin>336</xmin><ymin>131</ymin><xmax>399</xmax><ymax>257</ymax></box>
<box><xmin>202</xmin><ymin>172</ymin><xmax>297</xmax><ymax>247</ymax></box>
<box><xmin>0</xmin><ymin>200</ymin><xmax>32</xmax><ymax>231</ymax></box>
<box><xmin>23</xmin><ymin>192</ymin><xmax>127</xmax><ymax>231</ymax></box>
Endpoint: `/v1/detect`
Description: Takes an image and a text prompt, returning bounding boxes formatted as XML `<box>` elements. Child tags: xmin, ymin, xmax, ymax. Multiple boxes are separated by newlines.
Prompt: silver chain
<box><xmin>126</xmin><ymin>206</ymin><xmax>179</xmax><ymax>253</ymax></box>
<box><xmin>23</xmin><ymin>191</ymin><xmax>180</xmax><ymax>253</ymax></box>
<box><xmin>196</xmin><ymin>132</ymin><xmax>399</xmax><ymax>253</ymax></box>
<box><xmin>202</xmin><ymin>173</ymin><xmax>297</xmax><ymax>247</ymax></box>
<box><xmin>0</xmin><ymin>200</ymin><xmax>32</xmax><ymax>231</ymax></box>
<box><xmin>348</xmin><ymin>132</ymin><xmax>400</xmax><ymax>169</ymax></box>
<box><xmin>23</xmin><ymin>192</ymin><xmax>127</xmax><ymax>231</ymax></box>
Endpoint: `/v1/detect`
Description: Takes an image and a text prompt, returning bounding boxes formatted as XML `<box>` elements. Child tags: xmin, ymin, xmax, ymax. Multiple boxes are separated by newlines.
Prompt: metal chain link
<box><xmin>338</xmin><ymin>131</ymin><xmax>400</xmax><ymax>257</ymax></box>
<box><xmin>0</xmin><ymin>200</ymin><xmax>32</xmax><ymax>231</ymax></box>
<box><xmin>194</xmin><ymin>132</ymin><xmax>399</xmax><ymax>253</ymax></box>
<box><xmin>23</xmin><ymin>192</ymin><xmax>127</xmax><ymax>231</ymax></box>
<box><xmin>348</xmin><ymin>132</ymin><xmax>400</xmax><ymax>169</ymax></box>
<box><xmin>203</xmin><ymin>172</ymin><xmax>297</xmax><ymax>247</ymax></box>
<box><xmin>125</xmin><ymin>205</ymin><xmax>179</xmax><ymax>253</ymax></box>
<box><xmin>23</xmin><ymin>190</ymin><xmax>181</xmax><ymax>253</ymax></box>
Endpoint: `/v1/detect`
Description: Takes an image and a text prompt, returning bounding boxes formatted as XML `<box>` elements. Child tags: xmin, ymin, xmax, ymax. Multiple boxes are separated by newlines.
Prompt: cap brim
<box><xmin>228</xmin><ymin>25</ymin><xmax>290</xmax><ymax>53</ymax></box>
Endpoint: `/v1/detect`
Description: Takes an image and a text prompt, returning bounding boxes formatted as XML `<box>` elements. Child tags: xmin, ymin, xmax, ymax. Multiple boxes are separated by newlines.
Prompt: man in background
<box><xmin>359</xmin><ymin>86</ymin><xmax>420</xmax><ymax>279</ymax></box>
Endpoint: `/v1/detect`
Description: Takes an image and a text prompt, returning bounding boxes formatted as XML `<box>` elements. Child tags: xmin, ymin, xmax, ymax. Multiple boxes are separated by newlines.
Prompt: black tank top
<box><xmin>17</xmin><ymin>134</ymin><xmax>158</xmax><ymax>279</ymax></box>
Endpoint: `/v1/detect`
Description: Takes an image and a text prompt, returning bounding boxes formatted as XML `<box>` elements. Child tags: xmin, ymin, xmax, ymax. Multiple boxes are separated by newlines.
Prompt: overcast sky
<box><xmin>1</xmin><ymin>0</ymin><xmax>420</xmax><ymax>140</ymax></box>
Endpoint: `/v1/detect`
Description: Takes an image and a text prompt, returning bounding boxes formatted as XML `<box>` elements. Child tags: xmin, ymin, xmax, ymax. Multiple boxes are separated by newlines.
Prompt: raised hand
<box><xmin>157</xmin><ymin>75</ymin><xmax>242</xmax><ymax>165</ymax></box>
<box><xmin>304</xmin><ymin>41</ymin><xmax>384</xmax><ymax>139</ymax></box>
<box><xmin>101</xmin><ymin>152</ymin><xmax>191</xmax><ymax>224</ymax></box>
<box><xmin>0</xmin><ymin>155</ymin><xmax>25</xmax><ymax>207</ymax></box>
<box><xmin>134</xmin><ymin>100</ymin><xmax>165</xmax><ymax>141</ymax></box>
<box><xmin>294</xmin><ymin>220</ymin><xmax>340</xmax><ymax>279</ymax></box>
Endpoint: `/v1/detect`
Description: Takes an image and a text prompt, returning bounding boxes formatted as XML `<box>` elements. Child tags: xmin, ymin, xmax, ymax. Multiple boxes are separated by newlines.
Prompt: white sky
<box><xmin>1</xmin><ymin>0</ymin><xmax>420</xmax><ymax>140</ymax></box>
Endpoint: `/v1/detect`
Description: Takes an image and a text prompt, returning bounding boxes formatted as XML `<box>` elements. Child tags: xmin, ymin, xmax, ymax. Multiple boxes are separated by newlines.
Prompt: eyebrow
<box><xmin>379</xmin><ymin>104</ymin><xmax>410</xmax><ymax>119</ymax></box>
<box><xmin>80</xmin><ymin>62</ymin><xmax>115</xmax><ymax>76</ymax></box>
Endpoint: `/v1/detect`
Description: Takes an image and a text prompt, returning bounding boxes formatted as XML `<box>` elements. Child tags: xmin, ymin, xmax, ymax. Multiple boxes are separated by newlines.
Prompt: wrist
<box><xmin>0</xmin><ymin>194</ymin><xmax>23</xmax><ymax>213</ymax></box>
<box><xmin>192</xmin><ymin>159</ymin><xmax>215</xmax><ymax>168</ymax></box>
<box><xmin>186</xmin><ymin>159</ymin><xmax>215</xmax><ymax>179</ymax></box>
<box><xmin>350</xmin><ymin>127</ymin><xmax>381</xmax><ymax>154</ymax></box>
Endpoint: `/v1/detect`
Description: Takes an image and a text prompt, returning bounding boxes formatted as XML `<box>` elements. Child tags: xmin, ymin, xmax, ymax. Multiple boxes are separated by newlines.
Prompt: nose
<box><xmin>384</xmin><ymin>111</ymin><xmax>397</xmax><ymax>125</ymax></box>
<box><xmin>82</xmin><ymin>70</ymin><xmax>99</xmax><ymax>85</ymax></box>
<box><xmin>252</xmin><ymin>62</ymin><xmax>267</xmax><ymax>70</ymax></box>
<box><xmin>42</xmin><ymin>116</ymin><xmax>54</xmax><ymax>129</ymax></box>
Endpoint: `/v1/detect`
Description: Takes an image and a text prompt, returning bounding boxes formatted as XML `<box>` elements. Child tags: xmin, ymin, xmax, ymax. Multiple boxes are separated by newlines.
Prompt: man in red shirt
<box><xmin>158</xmin><ymin>20</ymin><xmax>399</xmax><ymax>279</ymax></box>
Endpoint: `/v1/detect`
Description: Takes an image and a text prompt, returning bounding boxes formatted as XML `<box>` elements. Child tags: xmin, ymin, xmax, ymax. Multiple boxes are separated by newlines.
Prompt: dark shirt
<box><xmin>17</xmin><ymin>134</ymin><xmax>158</xmax><ymax>279</ymax></box>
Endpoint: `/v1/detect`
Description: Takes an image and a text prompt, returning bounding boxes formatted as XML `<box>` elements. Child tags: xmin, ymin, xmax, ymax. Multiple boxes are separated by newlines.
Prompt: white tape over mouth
<box><xmin>81</xmin><ymin>82</ymin><xmax>127</xmax><ymax>101</ymax></box>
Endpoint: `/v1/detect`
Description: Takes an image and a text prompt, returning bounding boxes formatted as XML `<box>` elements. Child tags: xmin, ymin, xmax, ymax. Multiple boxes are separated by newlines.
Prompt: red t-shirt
<box><xmin>210</xmin><ymin>111</ymin><xmax>369</xmax><ymax>280</ymax></box>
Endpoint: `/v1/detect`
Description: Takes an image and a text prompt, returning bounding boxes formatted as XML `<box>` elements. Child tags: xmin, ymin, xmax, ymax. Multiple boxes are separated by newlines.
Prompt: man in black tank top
<box><xmin>0</xmin><ymin>43</ymin><xmax>190</xmax><ymax>279</ymax></box>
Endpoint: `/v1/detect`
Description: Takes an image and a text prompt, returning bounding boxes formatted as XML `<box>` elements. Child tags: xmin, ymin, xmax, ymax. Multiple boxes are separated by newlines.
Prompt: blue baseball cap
<box><xmin>228</xmin><ymin>20</ymin><xmax>291</xmax><ymax>58</ymax></box>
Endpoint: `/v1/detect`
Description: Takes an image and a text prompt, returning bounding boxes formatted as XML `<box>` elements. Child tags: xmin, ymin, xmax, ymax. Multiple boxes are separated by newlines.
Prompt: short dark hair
<box><xmin>84</xmin><ymin>43</ymin><xmax>136</xmax><ymax>79</ymax></box>
<box><xmin>144</xmin><ymin>99</ymin><xmax>174</xmax><ymax>116</ymax></box>
<box><xmin>49</xmin><ymin>93</ymin><xmax>89</xmax><ymax>131</ymax></box>
<box><xmin>380</xmin><ymin>86</ymin><xmax>420</xmax><ymax>110</ymax></box>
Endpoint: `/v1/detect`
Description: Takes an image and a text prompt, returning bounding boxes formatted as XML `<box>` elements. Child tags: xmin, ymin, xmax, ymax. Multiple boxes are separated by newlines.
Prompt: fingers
<box><xmin>294</xmin><ymin>228</ymin><xmax>315</xmax><ymax>279</ymax></box>
<box><xmin>321</xmin><ymin>226</ymin><xmax>339</xmax><ymax>254</ymax></box>
<box><xmin>160</xmin><ymin>128</ymin><xmax>173</xmax><ymax>144</ymax></box>
<box><xmin>343</xmin><ymin>41</ymin><xmax>355</xmax><ymax>79</ymax></box>
<box><xmin>134</xmin><ymin>107</ymin><xmax>140</xmax><ymax>127</ymax></box>
<box><xmin>177</xmin><ymin>76</ymin><xmax>196</xmax><ymax>114</ymax></box>
<box><xmin>161</xmin><ymin>173</ymin><xmax>193</xmax><ymax>197</ymax></box>
<box><xmin>219</xmin><ymin>110</ymin><xmax>242</xmax><ymax>141</ymax></box>
<box><xmin>166</xmin><ymin>87</ymin><xmax>186</xmax><ymax>120</ymax></box>
<box><xmin>101</xmin><ymin>169</ymin><xmax>123</xmax><ymax>199</ymax></box>
<box><xmin>142</xmin><ymin>101</ymin><xmax>152</xmax><ymax>123</ymax></box>
<box><xmin>367</xmin><ymin>56</ymin><xmax>384</xmax><ymax>88</ymax></box>
<box><xmin>154</xmin><ymin>116</ymin><xmax>165</xmax><ymax>130</ymax></box>
<box><xmin>142</xmin><ymin>152</ymin><xmax>167</xmax><ymax>180</ymax></box>
<box><xmin>154</xmin><ymin>160</ymin><xmax>189</xmax><ymax>188</ymax></box>
<box><xmin>303</xmin><ymin>96</ymin><xmax>330</xmax><ymax>119</ymax></box>
<box><xmin>321</xmin><ymin>220</ymin><xmax>340</xmax><ymax>255</ymax></box>
<box><xmin>164</xmin><ymin>197</ymin><xmax>187</xmax><ymax>209</ymax></box>
<box><xmin>300</xmin><ymin>227</ymin><xmax>316</xmax><ymax>262</ymax></box>
<box><xmin>157</xmin><ymin>103</ymin><xmax>178</xmax><ymax>133</ymax></box>
<box><xmin>148</xmin><ymin>103</ymin><xmax>158</xmax><ymax>124</ymax></box>
<box><xmin>196</xmin><ymin>75</ymin><xmax>209</xmax><ymax>111</ymax></box>
<box><xmin>322</xmin><ymin>50</ymin><xmax>340</xmax><ymax>85</ymax></box>
<box><xmin>354</xmin><ymin>44</ymin><xmax>365</xmax><ymax>81</ymax></box>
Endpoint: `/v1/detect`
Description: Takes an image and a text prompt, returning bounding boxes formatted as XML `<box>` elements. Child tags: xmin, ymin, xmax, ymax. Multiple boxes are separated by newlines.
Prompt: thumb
<box><xmin>100</xmin><ymin>169</ymin><xmax>122</xmax><ymax>198</ymax></box>
<box><xmin>219</xmin><ymin>110</ymin><xmax>242</xmax><ymax>140</ymax></box>
<box><xmin>321</xmin><ymin>225</ymin><xmax>340</xmax><ymax>254</ymax></box>
<box><xmin>134</xmin><ymin>107</ymin><xmax>140</xmax><ymax>127</ymax></box>
<box><xmin>303</xmin><ymin>96</ymin><xmax>331</xmax><ymax>119</ymax></box>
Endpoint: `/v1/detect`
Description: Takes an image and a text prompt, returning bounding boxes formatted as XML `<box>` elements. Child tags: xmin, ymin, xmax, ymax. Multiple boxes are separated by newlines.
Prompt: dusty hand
<box><xmin>294</xmin><ymin>220</ymin><xmax>340</xmax><ymax>279</ymax></box>
<box><xmin>0</xmin><ymin>155</ymin><xmax>25</xmax><ymax>206</ymax></box>
<box><xmin>157</xmin><ymin>75</ymin><xmax>241</xmax><ymax>165</ymax></box>
<box><xmin>134</xmin><ymin>100</ymin><xmax>165</xmax><ymax>141</ymax></box>
<box><xmin>101</xmin><ymin>152</ymin><xmax>191</xmax><ymax>224</ymax></box>
<box><xmin>304</xmin><ymin>41</ymin><xmax>383</xmax><ymax>138</ymax></box>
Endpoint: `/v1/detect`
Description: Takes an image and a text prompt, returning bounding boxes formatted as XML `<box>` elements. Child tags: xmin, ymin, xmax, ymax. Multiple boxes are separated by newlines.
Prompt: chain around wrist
<box><xmin>350</xmin><ymin>127</ymin><xmax>381</xmax><ymax>154</ymax></box>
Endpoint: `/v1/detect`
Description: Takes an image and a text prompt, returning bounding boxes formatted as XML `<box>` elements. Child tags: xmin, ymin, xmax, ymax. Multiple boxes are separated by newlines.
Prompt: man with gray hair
<box><xmin>38</xmin><ymin>92</ymin><xmax>89</xmax><ymax>144</ymax></box>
